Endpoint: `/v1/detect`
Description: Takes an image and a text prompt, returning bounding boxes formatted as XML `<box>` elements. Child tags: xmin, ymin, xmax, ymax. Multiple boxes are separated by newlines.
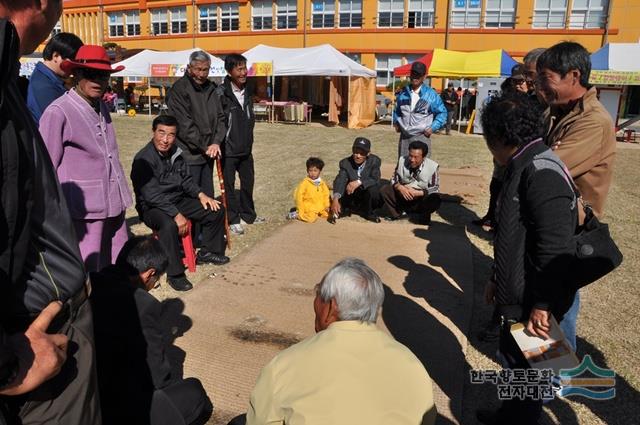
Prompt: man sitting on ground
<box><xmin>329</xmin><ymin>137</ymin><xmax>383</xmax><ymax>223</ymax></box>
<box><xmin>236</xmin><ymin>258</ymin><xmax>436</xmax><ymax>425</ymax></box>
<box><xmin>381</xmin><ymin>140</ymin><xmax>441</xmax><ymax>224</ymax></box>
<box><xmin>91</xmin><ymin>236</ymin><xmax>213</xmax><ymax>425</ymax></box>
<box><xmin>131</xmin><ymin>115</ymin><xmax>229</xmax><ymax>292</ymax></box>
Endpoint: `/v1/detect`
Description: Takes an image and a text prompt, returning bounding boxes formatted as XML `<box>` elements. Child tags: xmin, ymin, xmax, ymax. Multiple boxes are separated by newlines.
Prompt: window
<box><xmin>339</xmin><ymin>0</ymin><xmax>362</xmax><ymax>28</ymax></box>
<box><xmin>569</xmin><ymin>0</ymin><xmax>608</xmax><ymax>29</ymax></box>
<box><xmin>450</xmin><ymin>0</ymin><xmax>481</xmax><ymax>28</ymax></box>
<box><xmin>346</xmin><ymin>52</ymin><xmax>361</xmax><ymax>63</ymax></box>
<box><xmin>378</xmin><ymin>0</ymin><xmax>404</xmax><ymax>27</ymax></box>
<box><xmin>108</xmin><ymin>12</ymin><xmax>124</xmax><ymax>37</ymax></box>
<box><xmin>199</xmin><ymin>5</ymin><xmax>218</xmax><ymax>32</ymax></box>
<box><xmin>312</xmin><ymin>0</ymin><xmax>335</xmax><ymax>28</ymax></box>
<box><xmin>252</xmin><ymin>0</ymin><xmax>273</xmax><ymax>30</ymax></box>
<box><xmin>409</xmin><ymin>0</ymin><xmax>435</xmax><ymax>27</ymax></box>
<box><xmin>151</xmin><ymin>9</ymin><xmax>168</xmax><ymax>35</ymax></box>
<box><xmin>533</xmin><ymin>0</ymin><xmax>567</xmax><ymax>28</ymax></box>
<box><xmin>221</xmin><ymin>3</ymin><xmax>240</xmax><ymax>31</ymax></box>
<box><xmin>170</xmin><ymin>7</ymin><xmax>187</xmax><ymax>34</ymax></box>
<box><xmin>277</xmin><ymin>0</ymin><xmax>297</xmax><ymax>29</ymax></box>
<box><xmin>375</xmin><ymin>54</ymin><xmax>402</xmax><ymax>87</ymax></box>
<box><xmin>125</xmin><ymin>11</ymin><xmax>140</xmax><ymax>36</ymax></box>
<box><xmin>127</xmin><ymin>76</ymin><xmax>143</xmax><ymax>83</ymax></box>
<box><xmin>485</xmin><ymin>0</ymin><xmax>515</xmax><ymax>28</ymax></box>
<box><xmin>51</xmin><ymin>20</ymin><xmax>62</xmax><ymax>37</ymax></box>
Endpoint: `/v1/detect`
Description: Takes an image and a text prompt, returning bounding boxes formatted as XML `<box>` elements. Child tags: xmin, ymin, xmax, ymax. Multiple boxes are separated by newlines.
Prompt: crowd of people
<box><xmin>0</xmin><ymin>1</ymin><xmax>618</xmax><ymax>424</ymax></box>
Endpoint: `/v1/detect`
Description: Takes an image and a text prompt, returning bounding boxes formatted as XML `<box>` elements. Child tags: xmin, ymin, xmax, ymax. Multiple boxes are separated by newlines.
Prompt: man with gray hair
<box><xmin>167</xmin><ymin>50</ymin><xmax>227</xmax><ymax>200</ymax></box>
<box><xmin>241</xmin><ymin>258</ymin><xmax>436</xmax><ymax>425</ymax></box>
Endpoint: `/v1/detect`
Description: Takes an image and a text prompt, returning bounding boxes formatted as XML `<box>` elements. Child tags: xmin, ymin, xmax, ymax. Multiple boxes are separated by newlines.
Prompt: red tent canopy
<box><xmin>393</xmin><ymin>52</ymin><xmax>433</xmax><ymax>77</ymax></box>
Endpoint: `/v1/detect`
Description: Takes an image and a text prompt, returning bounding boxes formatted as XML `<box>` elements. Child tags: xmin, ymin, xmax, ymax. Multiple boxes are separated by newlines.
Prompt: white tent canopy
<box><xmin>112</xmin><ymin>48</ymin><xmax>225</xmax><ymax>77</ymax></box>
<box><xmin>242</xmin><ymin>44</ymin><xmax>375</xmax><ymax>77</ymax></box>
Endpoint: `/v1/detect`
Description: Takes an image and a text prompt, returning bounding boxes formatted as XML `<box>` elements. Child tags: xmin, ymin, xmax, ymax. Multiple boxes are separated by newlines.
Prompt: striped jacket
<box><xmin>393</xmin><ymin>84</ymin><xmax>447</xmax><ymax>137</ymax></box>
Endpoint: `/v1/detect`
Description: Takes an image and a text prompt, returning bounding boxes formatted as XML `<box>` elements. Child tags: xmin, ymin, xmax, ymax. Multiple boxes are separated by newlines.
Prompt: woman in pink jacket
<box><xmin>40</xmin><ymin>45</ymin><xmax>132</xmax><ymax>272</ymax></box>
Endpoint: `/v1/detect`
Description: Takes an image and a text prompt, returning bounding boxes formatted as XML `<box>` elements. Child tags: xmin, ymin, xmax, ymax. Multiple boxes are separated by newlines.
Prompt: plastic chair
<box><xmin>153</xmin><ymin>219</ymin><xmax>196</xmax><ymax>273</ymax></box>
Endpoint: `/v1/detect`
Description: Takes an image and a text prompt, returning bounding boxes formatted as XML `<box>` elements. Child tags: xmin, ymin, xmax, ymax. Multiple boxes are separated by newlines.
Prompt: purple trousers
<box><xmin>73</xmin><ymin>212</ymin><xmax>129</xmax><ymax>273</ymax></box>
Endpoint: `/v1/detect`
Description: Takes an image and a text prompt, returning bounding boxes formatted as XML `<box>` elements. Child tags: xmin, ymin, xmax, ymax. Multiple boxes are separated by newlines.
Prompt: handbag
<box><xmin>568</xmin><ymin>199</ymin><xmax>623</xmax><ymax>290</ymax></box>
<box><xmin>541</xmin><ymin>156</ymin><xmax>623</xmax><ymax>290</ymax></box>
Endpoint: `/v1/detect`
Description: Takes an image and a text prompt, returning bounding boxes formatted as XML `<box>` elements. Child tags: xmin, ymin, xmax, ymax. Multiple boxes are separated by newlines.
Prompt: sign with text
<box><xmin>248</xmin><ymin>62</ymin><xmax>273</xmax><ymax>77</ymax></box>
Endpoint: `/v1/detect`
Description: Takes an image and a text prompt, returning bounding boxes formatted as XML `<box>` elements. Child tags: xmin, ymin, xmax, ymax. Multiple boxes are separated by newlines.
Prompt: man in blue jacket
<box><xmin>393</xmin><ymin>61</ymin><xmax>447</xmax><ymax>159</ymax></box>
<box><xmin>27</xmin><ymin>32</ymin><xmax>83</xmax><ymax>122</ymax></box>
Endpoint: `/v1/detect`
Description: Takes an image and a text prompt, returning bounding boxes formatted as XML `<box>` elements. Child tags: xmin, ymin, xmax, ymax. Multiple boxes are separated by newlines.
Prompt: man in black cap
<box><xmin>329</xmin><ymin>137</ymin><xmax>383</xmax><ymax>223</ymax></box>
<box><xmin>393</xmin><ymin>61</ymin><xmax>447</xmax><ymax>158</ymax></box>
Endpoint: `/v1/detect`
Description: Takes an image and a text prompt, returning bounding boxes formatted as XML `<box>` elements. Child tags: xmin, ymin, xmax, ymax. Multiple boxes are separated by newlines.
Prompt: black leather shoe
<box><xmin>167</xmin><ymin>275</ymin><xmax>193</xmax><ymax>292</ymax></box>
<box><xmin>365</xmin><ymin>214</ymin><xmax>381</xmax><ymax>223</ymax></box>
<box><xmin>197</xmin><ymin>250</ymin><xmax>230</xmax><ymax>265</ymax></box>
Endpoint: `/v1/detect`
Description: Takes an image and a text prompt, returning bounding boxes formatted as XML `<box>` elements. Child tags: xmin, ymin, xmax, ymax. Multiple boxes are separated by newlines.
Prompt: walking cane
<box><xmin>215</xmin><ymin>156</ymin><xmax>232</xmax><ymax>249</ymax></box>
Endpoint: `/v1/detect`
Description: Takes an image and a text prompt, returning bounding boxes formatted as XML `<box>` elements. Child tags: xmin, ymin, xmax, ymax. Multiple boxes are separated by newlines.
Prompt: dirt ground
<box><xmin>113</xmin><ymin>116</ymin><xmax>639</xmax><ymax>425</ymax></box>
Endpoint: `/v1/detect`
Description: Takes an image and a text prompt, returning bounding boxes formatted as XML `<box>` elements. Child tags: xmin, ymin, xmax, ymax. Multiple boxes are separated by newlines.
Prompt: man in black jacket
<box><xmin>91</xmin><ymin>236</ymin><xmax>213</xmax><ymax>425</ymax></box>
<box><xmin>1</xmin><ymin>2</ymin><xmax>101</xmax><ymax>423</ymax></box>
<box><xmin>167</xmin><ymin>50</ymin><xmax>226</xmax><ymax>199</ymax></box>
<box><xmin>216</xmin><ymin>53</ymin><xmax>264</xmax><ymax>235</ymax></box>
<box><xmin>330</xmin><ymin>137</ymin><xmax>383</xmax><ymax>223</ymax></box>
<box><xmin>131</xmin><ymin>115</ymin><xmax>229</xmax><ymax>292</ymax></box>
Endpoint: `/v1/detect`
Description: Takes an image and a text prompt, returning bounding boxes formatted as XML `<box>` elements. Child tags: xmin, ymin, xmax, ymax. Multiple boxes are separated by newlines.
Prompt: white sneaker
<box><xmin>230</xmin><ymin>224</ymin><xmax>244</xmax><ymax>235</ymax></box>
<box><xmin>252</xmin><ymin>216</ymin><xmax>266</xmax><ymax>224</ymax></box>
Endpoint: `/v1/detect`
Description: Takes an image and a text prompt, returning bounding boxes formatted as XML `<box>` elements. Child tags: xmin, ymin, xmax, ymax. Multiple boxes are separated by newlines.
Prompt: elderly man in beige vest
<box><xmin>235</xmin><ymin>258</ymin><xmax>436</xmax><ymax>425</ymax></box>
<box><xmin>381</xmin><ymin>140</ymin><xmax>442</xmax><ymax>225</ymax></box>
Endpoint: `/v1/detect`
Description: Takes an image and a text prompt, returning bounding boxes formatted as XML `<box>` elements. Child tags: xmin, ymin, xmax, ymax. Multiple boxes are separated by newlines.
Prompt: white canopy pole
<box><xmin>457</xmin><ymin>78</ymin><xmax>463</xmax><ymax>133</ymax></box>
<box><xmin>148</xmin><ymin>63</ymin><xmax>151</xmax><ymax>117</ymax></box>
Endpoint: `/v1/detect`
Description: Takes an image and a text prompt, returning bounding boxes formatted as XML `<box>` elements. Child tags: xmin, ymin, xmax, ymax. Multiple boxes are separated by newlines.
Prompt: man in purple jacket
<box><xmin>39</xmin><ymin>45</ymin><xmax>133</xmax><ymax>272</ymax></box>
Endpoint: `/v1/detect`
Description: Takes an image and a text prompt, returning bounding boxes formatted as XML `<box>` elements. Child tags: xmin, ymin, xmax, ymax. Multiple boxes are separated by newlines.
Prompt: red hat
<box><xmin>61</xmin><ymin>45</ymin><xmax>125</xmax><ymax>74</ymax></box>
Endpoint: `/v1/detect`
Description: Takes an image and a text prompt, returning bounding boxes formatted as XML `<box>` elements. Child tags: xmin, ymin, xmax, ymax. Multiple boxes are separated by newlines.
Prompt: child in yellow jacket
<box><xmin>292</xmin><ymin>157</ymin><xmax>331</xmax><ymax>223</ymax></box>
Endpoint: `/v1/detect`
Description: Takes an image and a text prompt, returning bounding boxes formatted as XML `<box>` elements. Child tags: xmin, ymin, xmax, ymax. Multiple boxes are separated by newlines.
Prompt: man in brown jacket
<box><xmin>535</xmin><ymin>41</ymin><xmax>616</xmax><ymax>353</ymax></box>
<box><xmin>537</xmin><ymin>42</ymin><xmax>616</xmax><ymax>219</ymax></box>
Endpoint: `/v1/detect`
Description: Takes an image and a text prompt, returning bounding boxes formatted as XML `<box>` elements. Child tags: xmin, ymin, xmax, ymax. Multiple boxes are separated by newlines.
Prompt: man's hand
<box><xmin>345</xmin><ymin>180</ymin><xmax>361</xmax><ymax>196</ymax></box>
<box><xmin>394</xmin><ymin>124</ymin><xmax>400</xmax><ymax>133</ymax></box>
<box><xmin>330</xmin><ymin>198</ymin><xmax>341</xmax><ymax>217</ymax></box>
<box><xmin>423</xmin><ymin>127</ymin><xmax>433</xmax><ymax>137</ymax></box>
<box><xmin>174</xmin><ymin>213</ymin><xmax>190</xmax><ymax>237</ymax></box>
<box><xmin>206</xmin><ymin>144</ymin><xmax>221</xmax><ymax>158</ymax></box>
<box><xmin>526</xmin><ymin>308</ymin><xmax>551</xmax><ymax>339</ymax></box>
<box><xmin>0</xmin><ymin>302</ymin><xmax>68</xmax><ymax>396</ymax></box>
<box><xmin>198</xmin><ymin>193</ymin><xmax>221</xmax><ymax>212</ymax></box>
<box><xmin>395</xmin><ymin>184</ymin><xmax>414</xmax><ymax>201</ymax></box>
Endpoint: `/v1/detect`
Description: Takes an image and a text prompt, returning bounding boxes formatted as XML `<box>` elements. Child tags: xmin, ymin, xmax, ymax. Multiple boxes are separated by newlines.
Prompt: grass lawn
<box><xmin>114</xmin><ymin>115</ymin><xmax>639</xmax><ymax>425</ymax></box>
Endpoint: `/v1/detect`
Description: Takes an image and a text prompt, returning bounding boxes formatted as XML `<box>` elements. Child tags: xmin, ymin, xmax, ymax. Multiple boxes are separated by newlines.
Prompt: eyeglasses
<box><xmin>514</xmin><ymin>79</ymin><xmax>527</xmax><ymax>86</ymax></box>
<box><xmin>78</xmin><ymin>68</ymin><xmax>111</xmax><ymax>82</ymax></box>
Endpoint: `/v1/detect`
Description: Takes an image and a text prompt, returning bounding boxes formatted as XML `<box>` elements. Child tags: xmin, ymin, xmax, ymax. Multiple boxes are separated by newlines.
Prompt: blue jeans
<box><xmin>559</xmin><ymin>291</ymin><xmax>580</xmax><ymax>352</ymax></box>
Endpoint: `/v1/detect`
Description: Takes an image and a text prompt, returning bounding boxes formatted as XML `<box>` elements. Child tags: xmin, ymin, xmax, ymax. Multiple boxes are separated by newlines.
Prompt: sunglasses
<box><xmin>77</xmin><ymin>68</ymin><xmax>111</xmax><ymax>81</ymax></box>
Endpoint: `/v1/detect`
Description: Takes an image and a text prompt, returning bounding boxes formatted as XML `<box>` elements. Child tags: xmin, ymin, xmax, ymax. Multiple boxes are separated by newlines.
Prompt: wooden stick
<box><xmin>215</xmin><ymin>156</ymin><xmax>231</xmax><ymax>249</ymax></box>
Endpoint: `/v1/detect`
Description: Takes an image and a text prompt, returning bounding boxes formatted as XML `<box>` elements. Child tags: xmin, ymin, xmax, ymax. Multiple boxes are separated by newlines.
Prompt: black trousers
<box><xmin>380</xmin><ymin>185</ymin><xmax>441</xmax><ymax>218</ymax></box>
<box><xmin>142</xmin><ymin>197</ymin><xmax>226</xmax><ymax>277</ymax></box>
<box><xmin>339</xmin><ymin>184</ymin><xmax>382</xmax><ymax>217</ymax></box>
<box><xmin>187</xmin><ymin>161</ymin><xmax>215</xmax><ymax>198</ymax></box>
<box><xmin>484</xmin><ymin>177</ymin><xmax>503</xmax><ymax>223</ymax></box>
<box><xmin>222</xmin><ymin>154</ymin><xmax>256</xmax><ymax>225</ymax></box>
<box><xmin>445</xmin><ymin>109</ymin><xmax>455</xmax><ymax>133</ymax></box>
<box><xmin>495</xmin><ymin>324</ymin><xmax>543</xmax><ymax>425</ymax></box>
<box><xmin>150</xmin><ymin>378</ymin><xmax>213</xmax><ymax>425</ymax></box>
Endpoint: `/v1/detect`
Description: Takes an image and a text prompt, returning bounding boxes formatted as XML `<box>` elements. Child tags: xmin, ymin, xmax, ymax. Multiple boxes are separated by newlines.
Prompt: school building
<box><xmin>57</xmin><ymin>0</ymin><xmax>640</xmax><ymax>114</ymax></box>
